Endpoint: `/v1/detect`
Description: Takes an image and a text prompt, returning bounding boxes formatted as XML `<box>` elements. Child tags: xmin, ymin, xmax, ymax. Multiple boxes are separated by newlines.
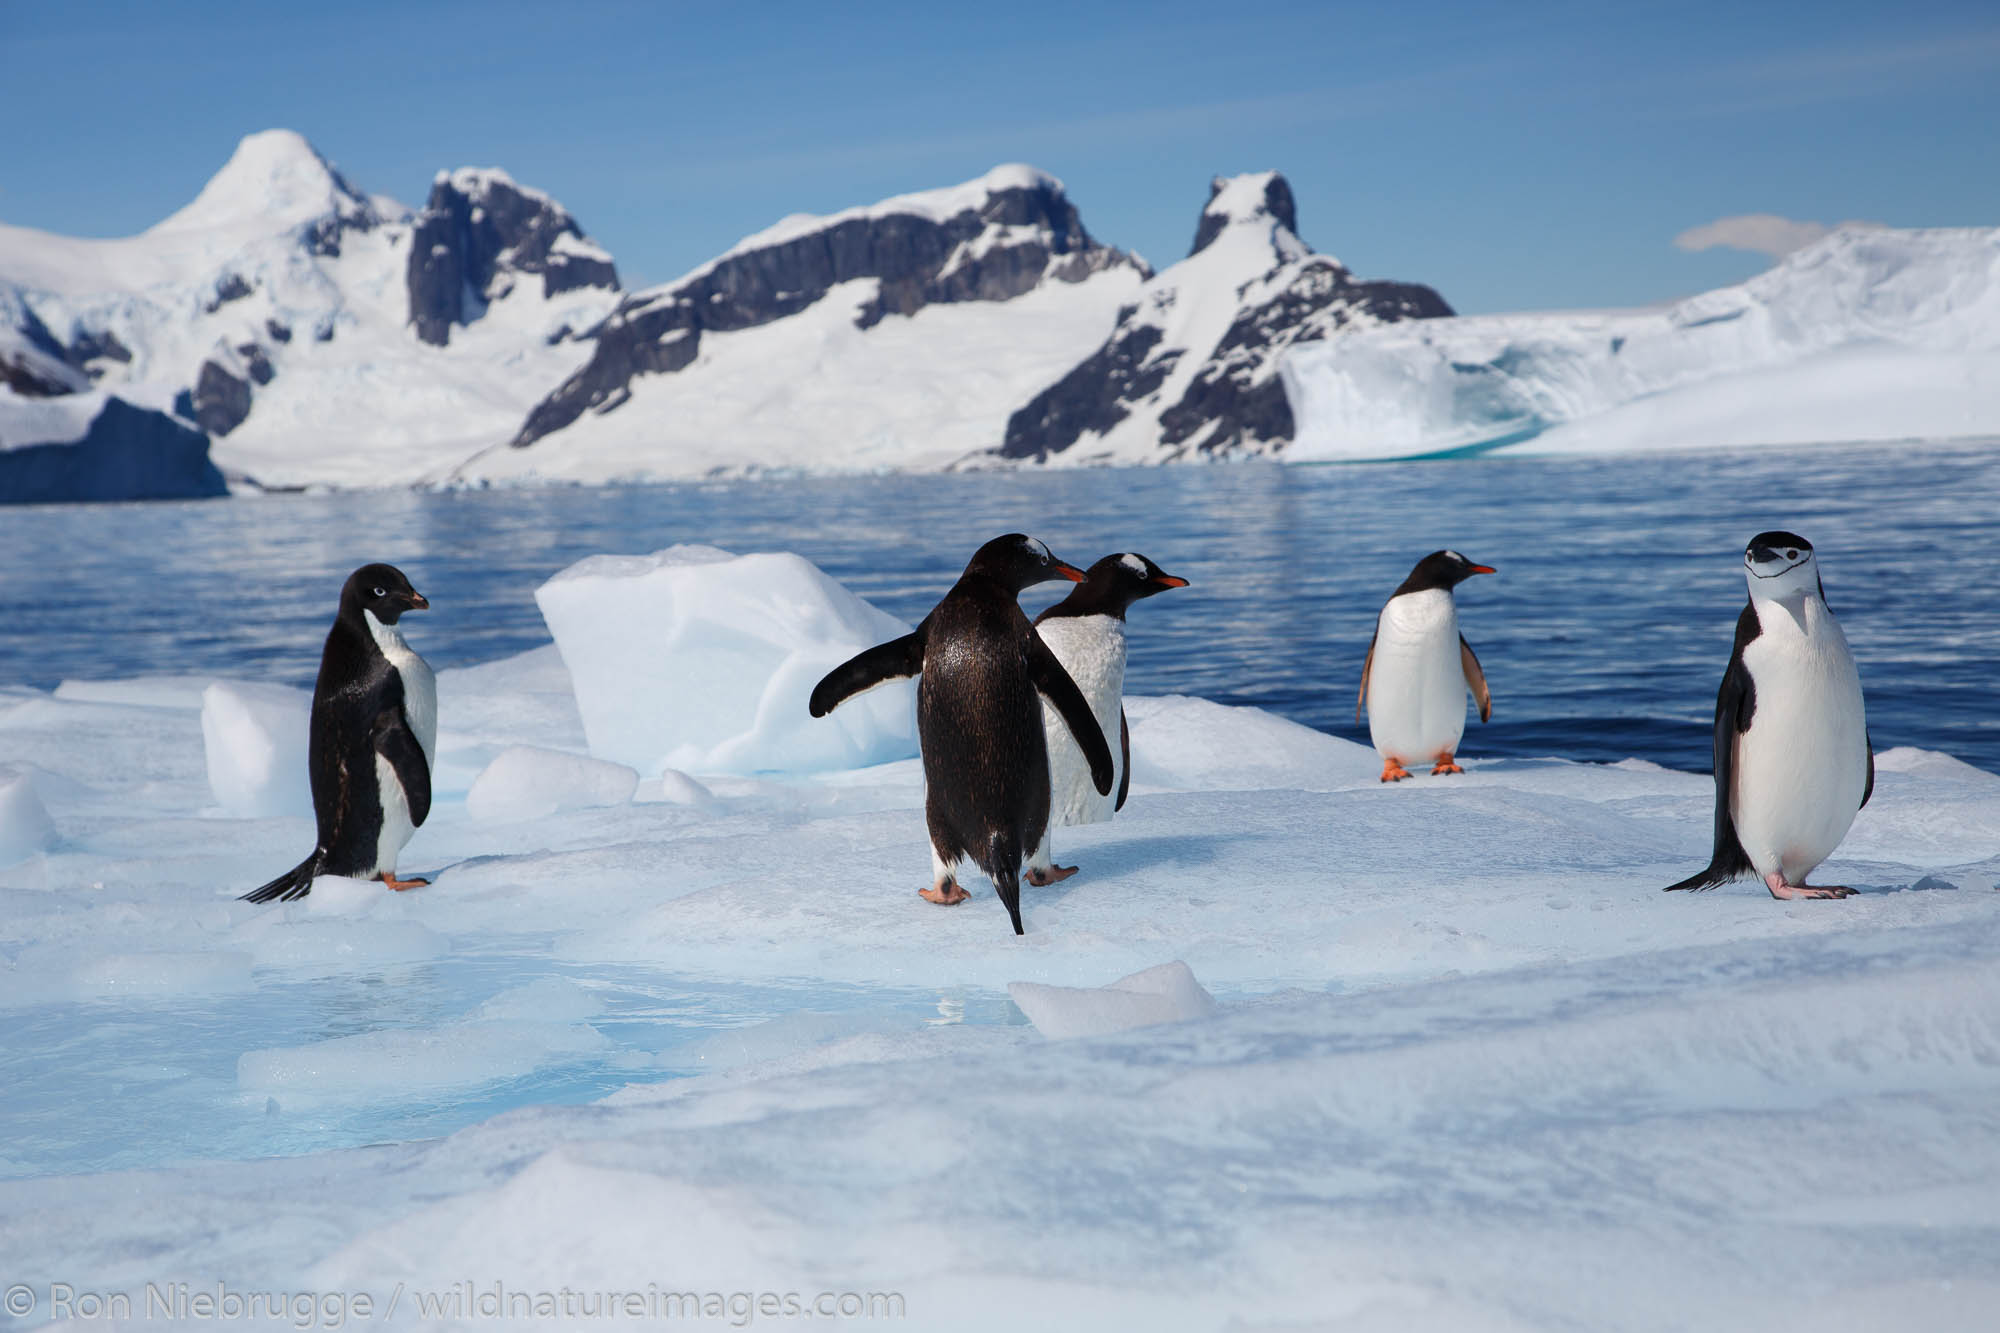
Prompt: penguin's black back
<box><xmin>919</xmin><ymin>578</ymin><xmax>1050</xmax><ymax>880</ymax></box>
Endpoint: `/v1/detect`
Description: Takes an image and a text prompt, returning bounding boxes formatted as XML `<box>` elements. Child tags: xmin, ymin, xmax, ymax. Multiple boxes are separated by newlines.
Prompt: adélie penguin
<box><xmin>1026</xmin><ymin>552</ymin><xmax>1189</xmax><ymax>885</ymax></box>
<box><xmin>1666</xmin><ymin>531</ymin><xmax>1872</xmax><ymax>899</ymax></box>
<box><xmin>1358</xmin><ymin>550</ymin><xmax>1496</xmax><ymax>782</ymax></box>
<box><xmin>241</xmin><ymin>564</ymin><xmax>436</xmax><ymax>903</ymax></box>
<box><xmin>808</xmin><ymin>534</ymin><xmax>1114</xmax><ymax>936</ymax></box>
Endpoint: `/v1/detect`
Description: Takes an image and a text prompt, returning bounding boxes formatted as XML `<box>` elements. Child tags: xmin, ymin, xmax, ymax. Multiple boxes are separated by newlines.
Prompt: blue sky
<box><xmin>2</xmin><ymin>0</ymin><xmax>1996</xmax><ymax>313</ymax></box>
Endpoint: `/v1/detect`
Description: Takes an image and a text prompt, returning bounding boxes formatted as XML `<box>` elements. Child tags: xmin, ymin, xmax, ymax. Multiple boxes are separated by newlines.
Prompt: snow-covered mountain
<box><xmin>461</xmin><ymin>165</ymin><xmax>1148</xmax><ymax>483</ymax></box>
<box><xmin>1285</xmin><ymin>225</ymin><xmax>2000</xmax><ymax>459</ymax></box>
<box><xmin>999</xmin><ymin>172</ymin><xmax>1453</xmax><ymax>464</ymax></box>
<box><xmin>0</xmin><ymin>130</ymin><xmax>622</xmax><ymax>493</ymax></box>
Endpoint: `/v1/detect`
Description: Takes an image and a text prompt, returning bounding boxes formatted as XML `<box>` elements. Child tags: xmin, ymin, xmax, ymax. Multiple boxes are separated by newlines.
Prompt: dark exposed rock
<box><xmin>191</xmin><ymin>359</ymin><xmax>253</xmax><ymax>436</ymax></box>
<box><xmin>266</xmin><ymin>319</ymin><xmax>292</xmax><ymax>343</ymax></box>
<box><xmin>204</xmin><ymin>273</ymin><xmax>253</xmax><ymax>313</ymax></box>
<box><xmin>65</xmin><ymin>327</ymin><xmax>132</xmax><ymax>373</ymax></box>
<box><xmin>1002</xmin><ymin>172</ymin><xmax>1452</xmax><ymax>461</ymax></box>
<box><xmin>0</xmin><ymin>397</ymin><xmax>226</xmax><ymax>504</ymax></box>
<box><xmin>514</xmin><ymin>170</ymin><xmax>1142</xmax><ymax>448</ymax></box>
<box><xmin>406</xmin><ymin>171</ymin><xmax>619</xmax><ymax>347</ymax></box>
<box><xmin>235</xmin><ymin>343</ymin><xmax>275</xmax><ymax>386</ymax></box>
<box><xmin>1</xmin><ymin>352</ymin><xmax>76</xmax><ymax>397</ymax></box>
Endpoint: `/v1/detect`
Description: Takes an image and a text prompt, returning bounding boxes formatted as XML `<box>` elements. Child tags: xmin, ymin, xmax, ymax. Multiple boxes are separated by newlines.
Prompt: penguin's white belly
<box><xmin>366</xmin><ymin>612</ymin><xmax>438</xmax><ymax>766</ymax></box>
<box><xmin>1366</xmin><ymin>590</ymin><xmax>1466</xmax><ymax>761</ymax></box>
<box><xmin>1731</xmin><ymin>608</ymin><xmax>1867</xmax><ymax>882</ymax></box>
<box><xmin>1036</xmin><ymin>615</ymin><xmax>1125</xmax><ymax>827</ymax></box>
<box><xmin>373</xmin><ymin>752</ymin><xmax>416</xmax><ymax>875</ymax></box>
<box><xmin>363</xmin><ymin>612</ymin><xmax>436</xmax><ymax>876</ymax></box>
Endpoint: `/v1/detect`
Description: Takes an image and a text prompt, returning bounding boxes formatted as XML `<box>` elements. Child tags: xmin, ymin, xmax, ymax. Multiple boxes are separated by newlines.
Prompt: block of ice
<box><xmin>534</xmin><ymin>545</ymin><xmax>918</xmax><ymax>776</ymax></box>
<box><xmin>464</xmin><ymin>745</ymin><xmax>639</xmax><ymax>823</ymax></box>
<box><xmin>201</xmin><ymin>681</ymin><xmax>312</xmax><ymax>817</ymax></box>
<box><xmin>1126</xmin><ymin>694</ymin><xmax>1377</xmax><ymax>791</ymax></box>
<box><xmin>1009</xmin><ymin>960</ymin><xmax>1219</xmax><ymax>1039</ymax></box>
<box><xmin>0</xmin><ymin>767</ymin><xmax>55</xmax><ymax>866</ymax></box>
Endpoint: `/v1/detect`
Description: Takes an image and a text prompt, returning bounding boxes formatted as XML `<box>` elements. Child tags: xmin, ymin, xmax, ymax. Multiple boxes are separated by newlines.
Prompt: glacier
<box><xmin>3</xmin><ymin>549</ymin><xmax>2000</xmax><ymax>1330</ymax></box>
<box><xmin>1284</xmin><ymin>225</ymin><xmax>2000</xmax><ymax>459</ymax></box>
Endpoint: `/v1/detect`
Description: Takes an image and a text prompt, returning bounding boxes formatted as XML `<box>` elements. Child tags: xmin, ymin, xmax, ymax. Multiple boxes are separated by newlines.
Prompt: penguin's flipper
<box><xmin>1666</xmin><ymin>605</ymin><xmax>1760</xmax><ymax>892</ymax></box>
<box><xmin>1357</xmin><ymin>629</ymin><xmax>1377</xmax><ymax>722</ymax></box>
<box><xmin>372</xmin><ymin>705</ymin><xmax>432</xmax><ymax>828</ymax></box>
<box><xmin>809</xmin><ymin>619</ymin><xmax>929</xmax><ymax>718</ymax></box>
<box><xmin>241</xmin><ymin>854</ymin><xmax>320</xmax><ymax>904</ymax></box>
<box><xmin>1460</xmin><ymin>634</ymin><xmax>1492</xmax><ymax>723</ymax></box>
<box><xmin>1114</xmin><ymin>708</ymin><xmax>1132</xmax><ymax>812</ymax></box>
<box><xmin>1862</xmin><ymin>730</ymin><xmax>1875</xmax><ymax>809</ymax></box>
<box><xmin>1029</xmin><ymin>632</ymin><xmax>1114</xmax><ymax>796</ymax></box>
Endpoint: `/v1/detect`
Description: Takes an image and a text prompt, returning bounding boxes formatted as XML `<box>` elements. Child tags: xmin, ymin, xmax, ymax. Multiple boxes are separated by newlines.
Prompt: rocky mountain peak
<box><xmin>1189</xmin><ymin>171</ymin><xmax>1299</xmax><ymax>257</ymax></box>
<box><xmin>406</xmin><ymin>168</ymin><xmax>620</xmax><ymax>347</ymax></box>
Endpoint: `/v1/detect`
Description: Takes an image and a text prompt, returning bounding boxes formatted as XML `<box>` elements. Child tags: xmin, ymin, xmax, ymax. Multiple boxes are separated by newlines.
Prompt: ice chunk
<box><xmin>534</xmin><ymin>545</ymin><xmax>918</xmax><ymax>776</ymax></box>
<box><xmin>0</xmin><ymin>767</ymin><xmax>56</xmax><ymax>866</ymax></box>
<box><xmin>1008</xmin><ymin>960</ymin><xmax>1219</xmax><ymax>1039</ymax></box>
<box><xmin>1126</xmin><ymin>694</ymin><xmax>1377</xmax><ymax>791</ymax></box>
<box><xmin>200</xmin><ymin>681</ymin><xmax>312</xmax><ymax>818</ymax></box>
<box><xmin>464</xmin><ymin>745</ymin><xmax>638</xmax><ymax>823</ymax></box>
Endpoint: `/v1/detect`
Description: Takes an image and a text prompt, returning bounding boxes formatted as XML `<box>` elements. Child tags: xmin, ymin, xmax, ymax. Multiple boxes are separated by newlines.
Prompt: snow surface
<box><xmin>1285</xmin><ymin>226</ymin><xmax>2000</xmax><ymax>459</ymax></box>
<box><xmin>4</xmin><ymin>554</ymin><xmax>2000</xmax><ymax>1329</ymax></box>
<box><xmin>713</xmin><ymin>164</ymin><xmax>1064</xmax><ymax>269</ymax></box>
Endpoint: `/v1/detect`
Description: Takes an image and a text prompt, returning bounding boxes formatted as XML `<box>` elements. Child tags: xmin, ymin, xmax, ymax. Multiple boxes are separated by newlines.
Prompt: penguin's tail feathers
<box><xmin>1663</xmin><ymin>861</ymin><xmax>1736</xmax><ymax>893</ymax></box>
<box><xmin>986</xmin><ymin>829</ymin><xmax>1025</xmax><ymax>937</ymax></box>
<box><xmin>241</xmin><ymin>854</ymin><xmax>321</xmax><ymax>904</ymax></box>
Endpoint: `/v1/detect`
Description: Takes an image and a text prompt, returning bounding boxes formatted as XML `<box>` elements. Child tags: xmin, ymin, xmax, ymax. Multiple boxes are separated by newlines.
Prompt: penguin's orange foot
<box><xmin>1431</xmin><ymin>753</ymin><xmax>1464</xmax><ymax>776</ymax></box>
<box><xmin>919</xmin><ymin>879</ymin><xmax>970</xmax><ymax>906</ymax></box>
<box><xmin>378</xmin><ymin>872</ymin><xmax>428</xmax><ymax>892</ymax></box>
<box><xmin>1765</xmin><ymin>872</ymin><xmax>1855</xmax><ymax>900</ymax></box>
<box><xmin>1028</xmin><ymin>864</ymin><xmax>1078</xmax><ymax>886</ymax></box>
<box><xmin>1380</xmin><ymin>758</ymin><xmax>1413</xmax><ymax>782</ymax></box>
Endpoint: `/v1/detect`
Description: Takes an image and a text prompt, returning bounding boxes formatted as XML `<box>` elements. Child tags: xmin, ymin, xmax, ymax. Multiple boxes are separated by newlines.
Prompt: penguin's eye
<box><xmin>1785</xmin><ymin>550</ymin><xmax>1798</xmax><ymax>561</ymax></box>
<box><xmin>371</xmin><ymin>586</ymin><xmax>387</xmax><ymax>597</ymax></box>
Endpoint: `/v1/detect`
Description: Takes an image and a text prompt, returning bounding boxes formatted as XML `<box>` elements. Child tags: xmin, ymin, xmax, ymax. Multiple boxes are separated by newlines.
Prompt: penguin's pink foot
<box><xmin>1764</xmin><ymin>872</ymin><xmax>1855</xmax><ymax>900</ymax></box>
<box><xmin>1028</xmin><ymin>864</ymin><xmax>1078</xmax><ymax>886</ymax></box>
<box><xmin>920</xmin><ymin>878</ymin><xmax>970</xmax><ymax>906</ymax></box>
<box><xmin>1380</xmin><ymin>758</ymin><xmax>1413</xmax><ymax>782</ymax></box>
<box><xmin>1431</xmin><ymin>753</ymin><xmax>1464</xmax><ymax>776</ymax></box>
<box><xmin>378</xmin><ymin>872</ymin><xmax>428</xmax><ymax>892</ymax></box>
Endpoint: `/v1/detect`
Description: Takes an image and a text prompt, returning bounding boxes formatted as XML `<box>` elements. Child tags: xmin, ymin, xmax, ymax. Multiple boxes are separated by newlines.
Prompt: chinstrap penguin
<box><xmin>1026</xmin><ymin>552</ymin><xmax>1188</xmax><ymax>885</ymax></box>
<box><xmin>241</xmin><ymin>563</ymin><xmax>436</xmax><ymax>903</ymax></box>
<box><xmin>809</xmin><ymin>534</ymin><xmax>1113</xmax><ymax>936</ymax></box>
<box><xmin>1665</xmin><ymin>531</ymin><xmax>1872</xmax><ymax>900</ymax></box>
<box><xmin>1358</xmin><ymin>550</ymin><xmax>1495</xmax><ymax>782</ymax></box>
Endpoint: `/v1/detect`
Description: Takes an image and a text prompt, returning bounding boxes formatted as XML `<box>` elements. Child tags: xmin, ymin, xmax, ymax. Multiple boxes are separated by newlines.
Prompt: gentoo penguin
<box><xmin>1358</xmin><ymin>550</ymin><xmax>1495</xmax><ymax>782</ymax></box>
<box><xmin>809</xmin><ymin>534</ymin><xmax>1113</xmax><ymax>935</ymax></box>
<box><xmin>241</xmin><ymin>563</ymin><xmax>436</xmax><ymax>903</ymax></box>
<box><xmin>1665</xmin><ymin>531</ymin><xmax>1872</xmax><ymax>899</ymax></box>
<box><xmin>1026</xmin><ymin>552</ymin><xmax>1188</xmax><ymax>885</ymax></box>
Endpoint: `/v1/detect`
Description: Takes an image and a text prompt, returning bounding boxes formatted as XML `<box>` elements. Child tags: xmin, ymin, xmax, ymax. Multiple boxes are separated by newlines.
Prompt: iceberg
<box><xmin>1284</xmin><ymin>226</ymin><xmax>2000</xmax><ymax>458</ymax></box>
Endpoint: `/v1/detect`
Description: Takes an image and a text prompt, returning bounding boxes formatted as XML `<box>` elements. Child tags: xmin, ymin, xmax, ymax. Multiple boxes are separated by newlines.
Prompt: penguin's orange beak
<box><xmin>1467</xmin><ymin>565</ymin><xmax>1496</xmax><ymax>576</ymax></box>
<box><xmin>1052</xmin><ymin>560</ymin><xmax>1087</xmax><ymax>582</ymax></box>
<box><xmin>408</xmin><ymin>591</ymin><xmax>431</xmax><ymax>610</ymax></box>
<box><xmin>1152</xmin><ymin>574</ymin><xmax>1190</xmax><ymax>589</ymax></box>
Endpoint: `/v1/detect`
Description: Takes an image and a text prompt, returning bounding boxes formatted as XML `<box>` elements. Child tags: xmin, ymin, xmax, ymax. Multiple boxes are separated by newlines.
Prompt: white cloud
<box><xmin>1673</xmin><ymin>213</ymin><xmax>1885</xmax><ymax>258</ymax></box>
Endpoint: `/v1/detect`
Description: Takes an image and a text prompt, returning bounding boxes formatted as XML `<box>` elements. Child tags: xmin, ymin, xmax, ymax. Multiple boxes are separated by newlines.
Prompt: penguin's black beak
<box><xmin>407</xmin><ymin>591</ymin><xmax>430</xmax><ymax>610</ymax></box>
<box><xmin>1152</xmin><ymin>574</ymin><xmax>1190</xmax><ymax>589</ymax></box>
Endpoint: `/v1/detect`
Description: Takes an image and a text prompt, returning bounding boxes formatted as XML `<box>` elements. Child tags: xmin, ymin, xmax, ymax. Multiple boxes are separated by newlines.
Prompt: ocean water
<box><xmin>4</xmin><ymin>441</ymin><xmax>1996</xmax><ymax>772</ymax></box>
